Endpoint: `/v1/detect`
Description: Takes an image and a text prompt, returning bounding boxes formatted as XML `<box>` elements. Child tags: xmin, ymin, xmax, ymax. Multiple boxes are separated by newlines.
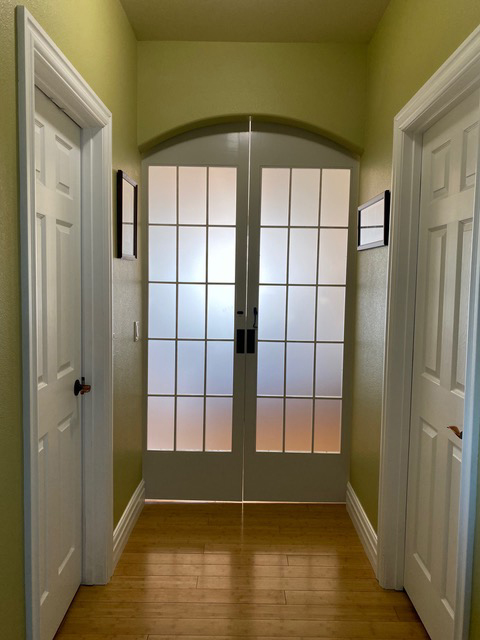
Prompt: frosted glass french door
<box><xmin>145</xmin><ymin>126</ymin><xmax>249</xmax><ymax>500</ymax></box>
<box><xmin>145</xmin><ymin>123</ymin><xmax>356</xmax><ymax>501</ymax></box>
<box><xmin>243</xmin><ymin>124</ymin><xmax>355</xmax><ymax>501</ymax></box>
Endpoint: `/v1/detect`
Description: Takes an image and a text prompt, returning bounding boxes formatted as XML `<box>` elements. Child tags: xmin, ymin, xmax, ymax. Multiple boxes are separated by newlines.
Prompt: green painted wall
<box><xmin>348</xmin><ymin>0</ymin><xmax>480</xmax><ymax>635</ymax></box>
<box><xmin>137</xmin><ymin>41</ymin><xmax>367</xmax><ymax>153</ymax></box>
<box><xmin>0</xmin><ymin>1</ymin><xmax>142</xmax><ymax>637</ymax></box>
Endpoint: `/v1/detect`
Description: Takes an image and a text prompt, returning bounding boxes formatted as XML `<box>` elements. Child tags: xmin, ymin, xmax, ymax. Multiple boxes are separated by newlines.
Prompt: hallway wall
<box><xmin>137</xmin><ymin>41</ymin><xmax>367</xmax><ymax>153</ymax></box>
<box><xmin>0</xmin><ymin>1</ymin><xmax>142</xmax><ymax>638</ymax></box>
<box><xmin>347</xmin><ymin>0</ymin><xmax>480</xmax><ymax>636</ymax></box>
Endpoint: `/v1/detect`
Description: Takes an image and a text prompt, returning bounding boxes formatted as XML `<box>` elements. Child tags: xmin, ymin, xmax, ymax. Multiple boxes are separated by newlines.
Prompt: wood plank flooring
<box><xmin>55</xmin><ymin>503</ymin><xmax>428</xmax><ymax>639</ymax></box>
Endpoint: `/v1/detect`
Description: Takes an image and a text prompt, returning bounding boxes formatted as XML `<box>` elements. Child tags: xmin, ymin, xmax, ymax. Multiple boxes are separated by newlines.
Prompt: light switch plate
<box><xmin>134</xmin><ymin>321</ymin><xmax>140</xmax><ymax>342</ymax></box>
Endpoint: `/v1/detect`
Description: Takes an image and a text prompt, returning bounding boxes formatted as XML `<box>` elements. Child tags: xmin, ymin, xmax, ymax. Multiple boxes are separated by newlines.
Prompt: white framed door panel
<box><xmin>404</xmin><ymin>89</ymin><xmax>479</xmax><ymax>640</ymax></box>
<box><xmin>35</xmin><ymin>87</ymin><xmax>82</xmax><ymax>640</ymax></box>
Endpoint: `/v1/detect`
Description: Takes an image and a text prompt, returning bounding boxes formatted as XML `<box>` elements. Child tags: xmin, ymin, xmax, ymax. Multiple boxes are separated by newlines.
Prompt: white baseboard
<box><xmin>346</xmin><ymin>482</ymin><xmax>378</xmax><ymax>576</ymax></box>
<box><xmin>112</xmin><ymin>479</ymin><xmax>145</xmax><ymax>570</ymax></box>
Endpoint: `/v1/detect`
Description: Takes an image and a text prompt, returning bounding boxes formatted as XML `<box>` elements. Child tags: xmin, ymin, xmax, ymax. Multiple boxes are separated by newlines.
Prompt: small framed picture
<box><xmin>357</xmin><ymin>190</ymin><xmax>390</xmax><ymax>251</ymax></box>
<box><xmin>117</xmin><ymin>170</ymin><xmax>138</xmax><ymax>259</ymax></box>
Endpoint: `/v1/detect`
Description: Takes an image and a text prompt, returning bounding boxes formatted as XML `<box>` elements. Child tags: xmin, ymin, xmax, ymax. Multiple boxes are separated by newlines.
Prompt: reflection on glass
<box><xmin>208</xmin><ymin>227</ymin><xmax>236</xmax><ymax>283</ymax></box>
<box><xmin>179</xmin><ymin>227</ymin><xmax>206</xmax><ymax>282</ymax></box>
<box><xmin>315</xmin><ymin>343</ymin><xmax>343</xmax><ymax>397</ymax></box>
<box><xmin>209</xmin><ymin>167</ymin><xmax>237</xmax><ymax>225</ymax></box>
<box><xmin>286</xmin><ymin>343</ymin><xmax>314</xmax><ymax>396</ymax></box>
<box><xmin>176</xmin><ymin>397</ymin><xmax>203</xmax><ymax>451</ymax></box>
<box><xmin>177</xmin><ymin>341</ymin><xmax>205</xmax><ymax>395</ymax></box>
<box><xmin>179</xmin><ymin>167</ymin><xmax>207</xmax><ymax>224</ymax></box>
<box><xmin>148</xmin><ymin>166</ymin><xmax>176</xmax><ymax>224</ymax></box>
<box><xmin>289</xmin><ymin>229</ymin><xmax>317</xmax><ymax>284</ymax></box>
<box><xmin>257</xmin><ymin>342</ymin><xmax>285</xmax><ymax>396</ymax></box>
<box><xmin>317</xmin><ymin>287</ymin><xmax>345</xmax><ymax>342</ymax></box>
<box><xmin>260</xmin><ymin>168</ymin><xmax>290</xmax><ymax>226</ymax></box>
<box><xmin>148</xmin><ymin>340</ymin><xmax>175</xmax><ymax>395</ymax></box>
<box><xmin>256</xmin><ymin>398</ymin><xmax>283</xmax><ymax>452</ymax></box>
<box><xmin>287</xmin><ymin>286</ymin><xmax>316</xmax><ymax>341</ymax></box>
<box><xmin>314</xmin><ymin>399</ymin><xmax>341</xmax><ymax>453</ymax></box>
<box><xmin>205</xmin><ymin>398</ymin><xmax>233</xmax><ymax>452</ymax></box>
<box><xmin>290</xmin><ymin>169</ymin><xmax>320</xmax><ymax>226</ymax></box>
<box><xmin>318</xmin><ymin>229</ymin><xmax>348</xmax><ymax>284</ymax></box>
<box><xmin>178</xmin><ymin>284</ymin><xmax>205</xmax><ymax>339</ymax></box>
<box><xmin>149</xmin><ymin>283</ymin><xmax>176</xmax><ymax>338</ymax></box>
<box><xmin>149</xmin><ymin>226</ymin><xmax>176</xmax><ymax>281</ymax></box>
<box><xmin>147</xmin><ymin>396</ymin><xmax>174</xmax><ymax>451</ymax></box>
<box><xmin>259</xmin><ymin>228</ymin><xmax>288</xmax><ymax>283</ymax></box>
<box><xmin>258</xmin><ymin>286</ymin><xmax>286</xmax><ymax>340</ymax></box>
<box><xmin>320</xmin><ymin>169</ymin><xmax>350</xmax><ymax>227</ymax></box>
<box><xmin>285</xmin><ymin>399</ymin><xmax>313</xmax><ymax>453</ymax></box>
<box><xmin>206</xmin><ymin>341</ymin><xmax>234</xmax><ymax>395</ymax></box>
<box><xmin>207</xmin><ymin>285</ymin><xmax>235</xmax><ymax>339</ymax></box>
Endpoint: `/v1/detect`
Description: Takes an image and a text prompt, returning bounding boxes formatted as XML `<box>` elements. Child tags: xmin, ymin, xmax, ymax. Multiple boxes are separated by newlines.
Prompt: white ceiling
<box><xmin>120</xmin><ymin>0</ymin><xmax>391</xmax><ymax>43</ymax></box>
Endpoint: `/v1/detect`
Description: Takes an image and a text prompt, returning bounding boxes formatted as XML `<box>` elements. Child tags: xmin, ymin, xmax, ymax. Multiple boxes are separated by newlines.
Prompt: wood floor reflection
<box><xmin>55</xmin><ymin>503</ymin><xmax>428</xmax><ymax>639</ymax></box>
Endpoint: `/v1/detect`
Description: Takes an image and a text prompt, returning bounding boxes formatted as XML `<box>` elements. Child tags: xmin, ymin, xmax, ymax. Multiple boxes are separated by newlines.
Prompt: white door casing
<box><xmin>18</xmin><ymin>8</ymin><xmax>114</xmax><ymax>640</ymax></box>
<box><xmin>404</xmin><ymin>90</ymin><xmax>479</xmax><ymax>640</ymax></box>
<box><xmin>35</xmin><ymin>87</ymin><xmax>83</xmax><ymax>640</ymax></box>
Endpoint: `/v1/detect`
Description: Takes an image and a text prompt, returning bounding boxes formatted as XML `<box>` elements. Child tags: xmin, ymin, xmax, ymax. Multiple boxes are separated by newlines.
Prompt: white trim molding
<box><xmin>378</xmin><ymin>24</ymin><xmax>480</xmax><ymax>640</ymax></box>
<box><xmin>17</xmin><ymin>7</ymin><xmax>114</xmax><ymax>639</ymax></box>
<box><xmin>346</xmin><ymin>483</ymin><xmax>377</xmax><ymax>576</ymax></box>
<box><xmin>113</xmin><ymin>481</ymin><xmax>146</xmax><ymax>570</ymax></box>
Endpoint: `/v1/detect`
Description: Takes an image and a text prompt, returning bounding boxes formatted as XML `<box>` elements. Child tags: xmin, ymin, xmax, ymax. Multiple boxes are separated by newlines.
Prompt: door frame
<box><xmin>378</xmin><ymin>25</ymin><xmax>480</xmax><ymax>640</ymax></box>
<box><xmin>17</xmin><ymin>7</ymin><xmax>114</xmax><ymax>639</ymax></box>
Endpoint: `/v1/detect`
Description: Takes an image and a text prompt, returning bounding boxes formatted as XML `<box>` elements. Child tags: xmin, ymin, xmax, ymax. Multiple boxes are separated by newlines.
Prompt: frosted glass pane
<box><xmin>149</xmin><ymin>284</ymin><xmax>176</xmax><ymax>338</ymax></box>
<box><xmin>209</xmin><ymin>167</ymin><xmax>236</xmax><ymax>225</ymax></box>
<box><xmin>256</xmin><ymin>398</ymin><xmax>283</xmax><ymax>452</ymax></box>
<box><xmin>179</xmin><ymin>227</ymin><xmax>206</xmax><ymax>282</ymax></box>
<box><xmin>207</xmin><ymin>285</ymin><xmax>235</xmax><ymax>339</ymax></box>
<box><xmin>290</xmin><ymin>169</ymin><xmax>320</xmax><ymax>226</ymax></box>
<box><xmin>205</xmin><ymin>398</ymin><xmax>232</xmax><ymax>452</ymax></box>
<box><xmin>177</xmin><ymin>341</ymin><xmax>205</xmax><ymax>395</ymax></box>
<box><xmin>148</xmin><ymin>166</ymin><xmax>176</xmax><ymax>224</ymax></box>
<box><xmin>289</xmin><ymin>229</ymin><xmax>317</xmax><ymax>284</ymax></box>
<box><xmin>286</xmin><ymin>343</ymin><xmax>314</xmax><ymax>396</ymax></box>
<box><xmin>178</xmin><ymin>284</ymin><xmax>205</xmax><ymax>338</ymax></box>
<box><xmin>258</xmin><ymin>286</ymin><xmax>286</xmax><ymax>340</ymax></box>
<box><xmin>149</xmin><ymin>226</ymin><xmax>176</xmax><ymax>281</ymax></box>
<box><xmin>179</xmin><ymin>167</ymin><xmax>207</xmax><ymax>224</ymax></box>
<box><xmin>257</xmin><ymin>342</ymin><xmax>285</xmax><ymax>396</ymax></box>
<box><xmin>206</xmin><ymin>341</ymin><xmax>234</xmax><ymax>395</ymax></box>
<box><xmin>148</xmin><ymin>340</ymin><xmax>175</xmax><ymax>394</ymax></box>
<box><xmin>315</xmin><ymin>343</ymin><xmax>343</xmax><ymax>397</ymax></box>
<box><xmin>318</xmin><ymin>229</ymin><xmax>348</xmax><ymax>284</ymax></box>
<box><xmin>147</xmin><ymin>396</ymin><xmax>174</xmax><ymax>451</ymax></box>
<box><xmin>260</xmin><ymin>168</ymin><xmax>290</xmax><ymax>226</ymax></box>
<box><xmin>285</xmin><ymin>399</ymin><xmax>313</xmax><ymax>453</ymax></box>
<box><xmin>177</xmin><ymin>397</ymin><xmax>203</xmax><ymax>451</ymax></box>
<box><xmin>317</xmin><ymin>287</ymin><xmax>345</xmax><ymax>342</ymax></box>
<box><xmin>208</xmin><ymin>227</ymin><xmax>236</xmax><ymax>282</ymax></box>
<box><xmin>259</xmin><ymin>228</ymin><xmax>288</xmax><ymax>284</ymax></box>
<box><xmin>314</xmin><ymin>399</ymin><xmax>341</xmax><ymax>453</ymax></box>
<box><xmin>320</xmin><ymin>169</ymin><xmax>350</xmax><ymax>227</ymax></box>
<box><xmin>287</xmin><ymin>286</ymin><xmax>316</xmax><ymax>341</ymax></box>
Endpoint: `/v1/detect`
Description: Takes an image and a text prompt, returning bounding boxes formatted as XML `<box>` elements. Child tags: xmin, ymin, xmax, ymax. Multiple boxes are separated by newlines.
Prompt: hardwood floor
<box><xmin>55</xmin><ymin>503</ymin><xmax>428</xmax><ymax>639</ymax></box>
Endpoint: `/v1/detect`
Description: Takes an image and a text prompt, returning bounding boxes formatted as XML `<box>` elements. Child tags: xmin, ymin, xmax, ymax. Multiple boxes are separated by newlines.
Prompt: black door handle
<box><xmin>247</xmin><ymin>329</ymin><xmax>256</xmax><ymax>354</ymax></box>
<box><xmin>236</xmin><ymin>329</ymin><xmax>245</xmax><ymax>354</ymax></box>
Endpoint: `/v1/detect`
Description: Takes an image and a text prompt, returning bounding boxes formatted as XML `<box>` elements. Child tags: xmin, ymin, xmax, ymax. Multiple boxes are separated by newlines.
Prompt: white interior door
<box><xmin>35</xmin><ymin>87</ymin><xmax>83</xmax><ymax>640</ymax></box>
<box><xmin>404</xmin><ymin>89</ymin><xmax>479</xmax><ymax>640</ymax></box>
